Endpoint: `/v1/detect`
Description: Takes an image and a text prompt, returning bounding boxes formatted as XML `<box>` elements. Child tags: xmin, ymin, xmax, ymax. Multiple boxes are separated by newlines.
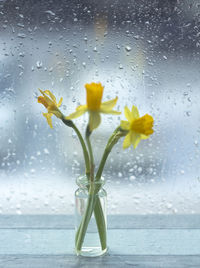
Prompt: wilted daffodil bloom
<box><xmin>120</xmin><ymin>106</ymin><xmax>154</xmax><ymax>149</ymax></box>
<box><xmin>38</xmin><ymin>89</ymin><xmax>63</xmax><ymax>128</ymax></box>
<box><xmin>66</xmin><ymin>82</ymin><xmax>121</xmax><ymax>131</ymax></box>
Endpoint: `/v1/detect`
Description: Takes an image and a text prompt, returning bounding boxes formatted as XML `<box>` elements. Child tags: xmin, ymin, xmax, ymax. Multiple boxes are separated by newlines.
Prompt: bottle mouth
<box><xmin>76</xmin><ymin>175</ymin><xmax>105</xmax><ymax>188</ymax></box>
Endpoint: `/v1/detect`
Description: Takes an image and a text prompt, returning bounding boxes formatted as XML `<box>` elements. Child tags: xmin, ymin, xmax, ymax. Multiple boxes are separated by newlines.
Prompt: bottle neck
<box><xmin>76</xmin><ymin>175</ymin><xmax>105</xmax><ymax>189</ymax></box>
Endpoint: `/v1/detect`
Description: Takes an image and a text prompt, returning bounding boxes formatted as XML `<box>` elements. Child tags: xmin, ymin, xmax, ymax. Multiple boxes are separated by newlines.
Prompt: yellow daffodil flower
<box><xmin>38</xmin><ymin>89</ymin><xmax>63</xmax><ymax>128</ymax></box>
<box><xmin>121</xmin><ymin>106</ymin><xmax>154</xmax><ymax>149</ymax></box>
<box><xmin>66</xmin><ymin>82</ymin><xmax>121</xmax><ymax>131</ymax></box>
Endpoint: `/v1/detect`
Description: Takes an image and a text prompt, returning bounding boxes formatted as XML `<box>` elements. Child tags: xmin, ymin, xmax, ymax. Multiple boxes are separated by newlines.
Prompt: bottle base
<box><xmin>76</xmin><ymin>247</ymin><xmax>107</xmax><ymax>257</ymax></box>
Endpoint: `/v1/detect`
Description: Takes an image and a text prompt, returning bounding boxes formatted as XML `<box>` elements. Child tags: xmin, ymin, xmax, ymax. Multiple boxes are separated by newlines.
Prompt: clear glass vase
<box><xmin>75</xmin><ymin>175</ymin><xmax>107</xmax><ymax>257</ymax></box>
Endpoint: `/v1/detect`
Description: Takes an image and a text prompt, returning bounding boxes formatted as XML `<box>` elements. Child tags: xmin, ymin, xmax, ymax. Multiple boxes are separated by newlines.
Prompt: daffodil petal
<box><xmin>131</xmin><ymin>133</ymin><xmax>141</xmax><ymax>149</ymax></box>
<box><xmin>124</xmin><ymin>106</ymin><xmax>133</xmax><ymax>121</ymax></box>
<box><xmin>141</xmin><ymin>134</ymin><xmax>149</xmax><ymax>140</ymax></box>
<box><xmin>48</xmin><ymin>108</ymin><xmax>62</xmax><ymax>119</ymax></box>
<box><xmin>58</xmin><ymin>97</ymin><xmax>63</xmax><ymax>107</ymax></box>
<box><xmin>76</xmin><ymin>105</ymin><xmax>87</xmax><ymax>111</ymax></box>
<box><xmin>123</xmin><ymin>132</ymin><xmax>132</xmax><ymax>149</ymax></box>
<box><xmin>44</xmin><ymin>90</ymin><xmax>56</xmax><ymax>103</ymax></box>
<box><xmin>38</xmin><ymin>96</ymin><xmax>48</xmax><ymax>108</ymax></box>
<box><xmin>89</xmin><ymin>112</ymin><xmax>101</xmax><ymax>130</ymax></box>
<box><xmin>100</xmin><ymin>97</ymin><xmax>118</xmax><ymax>111</ymax></box>
<box><xmin>66</xmin><ymin>108</ymin><xmax>87</xmax><ymax>120</ymax></box>
<box><xmin>132</xmin><ymin>105</ymin><xmax>139</xmax><ymax>119</ymax></box>
<box><xmin>39</xmin><ymin>89</ymin><xmax>44</xmax><ymax>95</ymax></box>
<box><xmin>120</xmin><ymin>120</ymin><xmax>130</xmax><ymax>130</ymax></box>
<box><xmin>43</xmin><ymin>113</ymin><xmax>53</xmax><ymax>128</ymax></box>
<box><xmin>39</xmin><ymin>90</ymin><xmax>53</xmax><ymax>106</ymax></box>
<box><xmin>100</xmin><ymin>108</ymin><xmax>121</xmax><ymax>115</ymax></box>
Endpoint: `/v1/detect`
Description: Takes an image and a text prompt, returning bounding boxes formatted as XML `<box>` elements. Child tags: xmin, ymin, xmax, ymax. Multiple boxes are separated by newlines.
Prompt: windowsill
<box><xmin>0</xmin><ymin>215</ymin><xmax>200</xmax><ymax>267</ymax></box>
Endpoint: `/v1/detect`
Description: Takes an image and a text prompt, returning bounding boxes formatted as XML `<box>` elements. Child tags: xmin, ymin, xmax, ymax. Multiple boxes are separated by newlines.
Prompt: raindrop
<box><xmin>194</xmin><ymin>140</ymin><xmax>198</xmax><ymax>146</ymax></box>
<box><xmin>118</xmin><ymin>172</ymin><xmax>122</xmax><ymax>178</ymax></box>
<box><xmin>16</xmin><ymin>209</ymin><xmax>22</xmax><ymax>215</ymax></box>
<box><xmin>36</xmin><ymin>61</ymin><xmax>43</xmax><ymax>69</ymax></box>
<box><xmin>133</xmin><ymin>35</ymin><xmax>139</xmax><ymax>40</ymax></box>
<box><xmin>17</xmin><ymin>23</ymin><xmax>25</xmax><ymax>28</ymax></box>
<box><xmin>125</xmin><ymin>45</ymin><xmax>132</xmax><ymax>52</ymax></box>
<box><xmin>129</xmin><ymin>175</ymin><xmax>136</xmax><ymax>182</ymax></box>
<box><xmin>44</xmin><ymin>201</ymin><xmax>49</xmax><ymax>206</ymax></box>
<box><xmin>45</xmin><ymin>10</ymin><xmax>55</xmax><ymax>16</ymax></box>
<box><xmin>16</xmin><ymin>204</ymin><xmax>21</xmax><ymax>209</ymax></box>
<box><xmin>44</xmin><ymin>148</ymin><xmax>49</xmax><ymax>154</ymax></box>
<box><xmin>17</xmin><ymin>33</ymin><xmax>26</xmax><ymax>38</ymax></box>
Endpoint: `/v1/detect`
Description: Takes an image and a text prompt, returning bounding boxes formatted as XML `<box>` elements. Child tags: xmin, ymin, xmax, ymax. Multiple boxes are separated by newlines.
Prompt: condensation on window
<box><xmin>0</xmin><ymin>0</ymin><xmax>200</xmax><ymax>215</ymax></box>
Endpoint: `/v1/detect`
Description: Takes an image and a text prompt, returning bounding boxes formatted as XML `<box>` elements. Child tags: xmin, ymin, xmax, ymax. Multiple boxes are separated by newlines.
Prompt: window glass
<box><xmin>0</xmin><ymin>0</ymin><xmax>199</xmax><ymax>214</ymax></box>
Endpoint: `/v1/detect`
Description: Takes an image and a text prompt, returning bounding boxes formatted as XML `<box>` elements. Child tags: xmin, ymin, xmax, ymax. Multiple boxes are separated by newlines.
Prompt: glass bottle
<box><xmin>75</xmin><ymin>175</ymin><xmax>107</xmax><ymax>257</ymax></box>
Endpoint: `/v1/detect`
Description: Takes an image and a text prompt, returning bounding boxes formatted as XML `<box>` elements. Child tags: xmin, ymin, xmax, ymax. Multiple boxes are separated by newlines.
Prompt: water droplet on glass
<box><xmin>125</xmin><ymin>45</ymin><xmax>132</xmax><ymax>52</ymax></box>
<box><xmin>166</xmin><ymin>203</ymin><xmax>172</xmax><ymax>209</ymax></box>
<box><xmin>36</xmin><ymin>61</ymin><xmax>43</xmax><ymax>69</ymax></box>
<box><xmin>129</xmin><ymin>175</ymin><xmax>136</xmax><ymax>182</ymax></box>
<box><xmin>134</xmin><ymin>35</ymin><xmax>139</xmax><ymax>40</ymax></box>
<box><xmin>118</xmin><ymin>172</ymin><xmax>122</xmax><ymax>178</ymax></box>
<box><xmin>17</xmin><ymin>33</ymin><xmax>26</xmax><ymax>38</ymax></box>
<box><xmin>194</xmin><ymin>140</ymin><xmax>198</xmax><ymax>146</ymax></box>
<box><xmin>45</xmin><ymin>10</ymin><xmax>55</xmax><ymax>16</ymax></box>
<box><xmin>44</xmin><ymin>148</ymin><xmax>49</xmax><ymax>154</ymax></box>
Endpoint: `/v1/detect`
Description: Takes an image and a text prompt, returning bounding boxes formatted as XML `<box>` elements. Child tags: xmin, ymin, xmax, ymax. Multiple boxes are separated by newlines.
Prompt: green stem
<box><xmin>94</xmin><ymin>196</ymin><xmax>107</xmax><ymax>250</ymax></box>
<box><xmin>75</xmin><ymin>183</ymin><xmax>96</xmax><ymax>252</ymax></box>
<box><xmin>85</xmin><ymin>125</ymin><xmax>107</xmax><ymax>249</ymax></box>
<box><xmin>75</xmin><ymin>125</ymin><xmax>107</xmax><ymax>252</ymax></box>
<box><xmin>96</xmin><ymin>127</ymin><xmax>127</xmax><ymax>181</ymax></box>
<box><xmin>85</xmin><ymin>125</ymin><xmax>95</xmax><ymax>181</ymax></box>
<box><xmin>62</xmin><ymin>118</ymin><xmax>90</xmax><ymax>178</ymax></box>
<box><xmin>75</xmin><ymin>185</ymin><xmax>107</xmax><ymax>252</ymax></box>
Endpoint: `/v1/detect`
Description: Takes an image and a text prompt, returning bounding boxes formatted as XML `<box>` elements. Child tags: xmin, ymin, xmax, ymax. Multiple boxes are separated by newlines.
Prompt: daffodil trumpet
<box><xmin>120</xmin><ymin>105</ymin><xmax>154</xmax><ymax>149</ymax></box>
<box><xmin>66</xmin><ymin>82</ymin><xmax>121</xmax><ymax>131</ymax></box>
<box><xmin>37</xmin><ymin>83</ymin><xmax>154</xmax><ymax>257</ymax></box>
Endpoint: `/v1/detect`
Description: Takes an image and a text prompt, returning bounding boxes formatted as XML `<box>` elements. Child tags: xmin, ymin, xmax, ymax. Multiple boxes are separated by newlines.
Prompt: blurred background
<box><xmin>0</xmin><ymin>0</ymin><xmax>200</xmax><ymax>215</ymax></box>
